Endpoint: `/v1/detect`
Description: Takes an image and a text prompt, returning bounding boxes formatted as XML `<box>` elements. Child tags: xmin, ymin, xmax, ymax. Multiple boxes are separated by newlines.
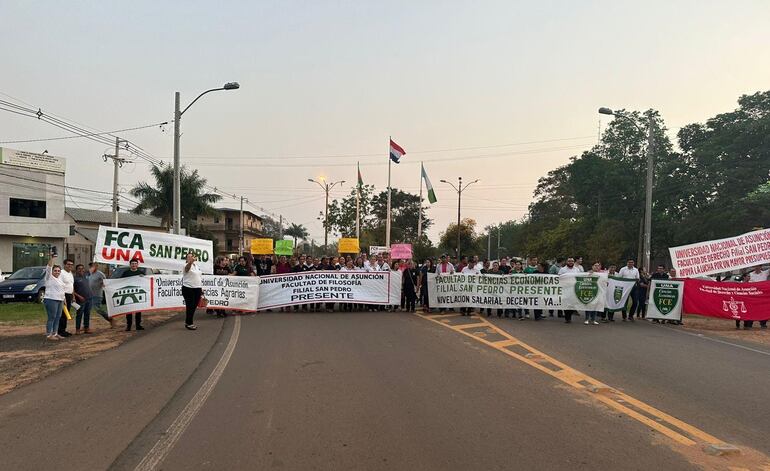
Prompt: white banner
<box><xmin>669</xmin><ymin>228</ymin><xmax>770</xmax><ymax>277</ymax></box>
<box><xmin>605</xmin><ymin>276</ymin><xmax>637</xmax><ymax>311</ymax></box>
<box><xmin>646</xmin><ymin>279</ymin><xmax>684</xmax><ymax>321</ymax></box>
<box><xmin>428</xmin><ymin>273</ymin><xmax>607</xmax><ymax>311</ymax></box>
<box><xmin>94</xmin><ymin>225</ymin><xmax>214</xmax><ymax>273</ymax></box>
<box><xmin>369</xmin><ymin>245</ymin><xmax>390</xmax><ymax>255</ymax></box>
<box><xmin>103</xmin><ymin>275</ymin><xmax>259</xmax><ymax>317</ymax></box>
<box><xmin>257</xmin><ymin>271</ymin><xmax>402</xmax><ymax>309</ymax></box>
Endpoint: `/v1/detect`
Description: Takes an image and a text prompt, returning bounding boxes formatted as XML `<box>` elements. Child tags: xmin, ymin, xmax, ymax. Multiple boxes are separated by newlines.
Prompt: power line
<box><xmin>0</xmin><ymin>121</ymin><xmax>169</xmax><ymax>144</ymax></box>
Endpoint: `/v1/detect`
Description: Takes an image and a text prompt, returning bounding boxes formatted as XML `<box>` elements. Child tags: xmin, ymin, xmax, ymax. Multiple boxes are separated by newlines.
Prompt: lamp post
<box><xmin>308</xmin><ymin>178</ymin><xmax>345</xmax><ymax>249</ymax></box>
<box><xmin>440</xmin><ymin>177</ymin><xmax>479</xmax><ymax>257</ymax></box>
<box><xmin>598</xmin><ymin>106</ymin><xmax>655</xmax><ymax>273</ymax></box>
<box><xmin>173</xmin><ymin>82</ymin><xmax>240</xmax><ymax>235</ymax></box>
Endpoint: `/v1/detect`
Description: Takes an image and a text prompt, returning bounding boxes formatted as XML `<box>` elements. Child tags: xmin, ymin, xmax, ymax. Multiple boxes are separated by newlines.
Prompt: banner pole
<box><xmin>418</xmin><ymin>162</ymin><xmax>423</xmax><ymax>241</ymax></box>
<box><xmin>386</xmin><ymin>137</ymin><xmax>392</xmax><ymax>248</ymax></box>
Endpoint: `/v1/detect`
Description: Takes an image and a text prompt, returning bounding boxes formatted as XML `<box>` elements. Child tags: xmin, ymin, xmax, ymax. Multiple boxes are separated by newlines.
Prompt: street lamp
<box><xmin>172</xmin><ymin>82</ymin><xmax>240</xmax><ymax>235</ymax></box>
<box><xmin>308</xmin><ymin>178</ymin><xmax>345</xmax><ymax>249</ymax></box>
<box><xmin>598</xmin><ymin>106</ymin><xmax>655</xmax><ymax>273</ymax></box>
<box><xmin>440</xmin><ymin>177</ymin><xmax>479</xmax><ymax>257</ymax></box>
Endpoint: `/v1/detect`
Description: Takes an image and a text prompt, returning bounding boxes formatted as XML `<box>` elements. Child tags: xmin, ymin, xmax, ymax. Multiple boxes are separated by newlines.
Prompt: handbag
<box><xmin>197</xmin><ymin>296</ymin><xmax>209</xmax><ymax>308</ymax></box>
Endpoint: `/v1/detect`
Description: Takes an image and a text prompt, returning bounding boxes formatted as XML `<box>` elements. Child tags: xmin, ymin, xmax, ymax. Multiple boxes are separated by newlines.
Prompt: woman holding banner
<box><xmin>182</xmin><ymin>252</ymin><xmax>203</xmax><ymax>330</ymax></box>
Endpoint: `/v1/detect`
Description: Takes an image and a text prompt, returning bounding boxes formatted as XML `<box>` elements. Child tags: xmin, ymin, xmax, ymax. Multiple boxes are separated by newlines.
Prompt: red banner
<box><xmin>683</xmin><ymin>279</ymin><xmax>770</xmax><ymax>321</ymax></box>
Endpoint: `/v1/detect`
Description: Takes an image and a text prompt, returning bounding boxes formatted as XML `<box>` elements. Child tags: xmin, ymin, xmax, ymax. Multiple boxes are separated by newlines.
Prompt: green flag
<box><xmin>421</xmin><ymin>163</ymin><xmax>437</xmax><ymax>204</ymax></box>
<box><xmin>357</xmin><ymin>161</ymin><xmax>363</xmax><ymax>187</ymax></box>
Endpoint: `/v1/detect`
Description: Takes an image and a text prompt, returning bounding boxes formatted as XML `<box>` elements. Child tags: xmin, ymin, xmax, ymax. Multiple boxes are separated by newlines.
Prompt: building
<box><xmin>65</xmin><ymin>207</ymin><xmax>165</xmax><ymax>267</ymax></box>
<box><xmin>0</xmin><ymin>147</ymin><xmax>70</xmax><ymax>273</ymax></box>
<box><xmin>196</xmin><ymin>208</ymin><xmax>263</xmax><ymax>257</ymax></box>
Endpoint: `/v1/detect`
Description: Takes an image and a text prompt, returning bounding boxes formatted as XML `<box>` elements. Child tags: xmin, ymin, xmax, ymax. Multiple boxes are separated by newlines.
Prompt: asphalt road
<box><xmin>0</xmin><ymin>310</ymin><xmax>768</xmax><ymax>470</ymax></box>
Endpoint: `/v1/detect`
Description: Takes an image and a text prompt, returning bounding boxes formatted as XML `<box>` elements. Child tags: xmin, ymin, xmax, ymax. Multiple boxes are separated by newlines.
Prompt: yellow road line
<box><xmin>416</xmin><ymin>312</ymin><xmax>725</xmax><ymax>449</ymax></box>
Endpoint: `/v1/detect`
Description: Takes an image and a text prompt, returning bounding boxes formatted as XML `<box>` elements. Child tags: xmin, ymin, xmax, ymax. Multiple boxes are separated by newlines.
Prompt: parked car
<box><xmin>0</xmin><ymin>266</ymin><xmax>47</xmax><ymax>303</ymax></box>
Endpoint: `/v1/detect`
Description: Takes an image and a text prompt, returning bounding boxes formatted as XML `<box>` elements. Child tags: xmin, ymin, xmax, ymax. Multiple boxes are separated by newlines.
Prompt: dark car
<box><xmin>0</xmin><ymin>266</ymin><xmax>47</xmax><ymax>303</ymax></box>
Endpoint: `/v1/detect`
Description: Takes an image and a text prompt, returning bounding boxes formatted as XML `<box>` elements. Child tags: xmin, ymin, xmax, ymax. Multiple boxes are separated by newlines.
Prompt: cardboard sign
<box><xmin>275</xmin><ymin>239</ymin><xmax>294</xmax><ymax>256</ymax></box>
<box><xmin>250</xmin><ymin>238</ymin><xmax>274</xmax><ymax>255</ymax></box>
<box><xmin>390</xmin><ymin>243</ymin><xmax>412</xmax><ymax>259</ymax></box>
<box><xmin>338</xmin><ymin>238</ymin><xmax>360</xmax><ymax>254</ymax></box>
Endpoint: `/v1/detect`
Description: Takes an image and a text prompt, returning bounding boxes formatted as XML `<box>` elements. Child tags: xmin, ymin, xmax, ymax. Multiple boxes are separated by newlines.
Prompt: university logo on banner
<box><xmin>654</xmin><ymin>283</ymin><xmax>679</xmax><ymax>315</ymax></box>
<box><xmin>646</xmin><ymin>280</ymin><xmax>684</xmax><ymax>321</ymax></box>
<box><xmin>605</xmin><ymin>276</ymin><xmax>637</xmax><ymax>312</ymax></box>
<box><xmin>574</xmin><ymin>276</ymin><xmax>599</xmax><ymax>304</ymax></box>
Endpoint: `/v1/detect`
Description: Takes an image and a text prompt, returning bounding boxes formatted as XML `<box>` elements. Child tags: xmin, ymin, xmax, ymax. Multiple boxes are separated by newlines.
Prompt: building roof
<box><xmin>212</xmin><ymin>207</ymin><xmax>264</xmax><ymax>220</ymax></box>
<box><xmin>65</xmin><ymin>207</ymin><xmax>164</xmax><ymax>227</ymax></box>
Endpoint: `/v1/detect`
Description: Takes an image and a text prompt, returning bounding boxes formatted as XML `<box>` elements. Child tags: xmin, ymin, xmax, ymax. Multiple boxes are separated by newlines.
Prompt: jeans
<box><xmin>584</xmin><ymin>311</ymin><xmax>597</xmax><ymax>322</ymax></box>
<box><xmin>75</xmin><ymin>298</ymin><xmax>92</xmax><ymax>330</ymax></box>
<box><xmin>44</xmin><ymin>298</ymin><xmax>63</xmax><ymax>335</ymax></box>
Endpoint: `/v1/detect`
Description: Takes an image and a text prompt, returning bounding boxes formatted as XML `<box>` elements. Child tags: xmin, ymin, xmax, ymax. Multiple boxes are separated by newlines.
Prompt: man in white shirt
<box><xmin>558</xmin><ymin>257</ymin><xmax>581</xmax><ymax>275</ymax></box>
<box><xmin>618</xmin><ymin>259</ymin><xmax>640</xmax><ymax>280</ymax></box>
<box><xmin>57</xmin><ymin>259</ymin><xmax>75</xmax><ymax>337</ymax></box>
<box><xmin>558</xmin><ymin>257</ymin><xmax>582</xmax><ymax>323</ymax></box>
<box><xmin>374</xmin><ymin>254</ymin><xmax>390</xmax><ymax>271</ymax></box>
<box><xmin>436</xmin><ymin>254</ymin><xmax>455</xmax><ymax>274</ymax></box>
<box><xmin>618</xmin><ymin>259</ymin><xmax>641</xmax><ymax>321</ymax></box>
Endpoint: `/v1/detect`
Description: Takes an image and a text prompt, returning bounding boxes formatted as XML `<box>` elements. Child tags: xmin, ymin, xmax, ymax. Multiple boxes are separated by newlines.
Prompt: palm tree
<box><xmin>130</xmin><ymin>164</ymin><xmax>221</xmax><ymax>230</ymax></box>
<box><xmin>284</xmin><ymin>223</ymin><xmax>309</xmax><ymax>252</ymax></box>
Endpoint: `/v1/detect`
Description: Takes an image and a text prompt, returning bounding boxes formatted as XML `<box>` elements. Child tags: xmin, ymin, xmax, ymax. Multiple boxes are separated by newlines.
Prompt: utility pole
<box><xmin>497</xmin><ymin>225</ymin><xmax>501</xmax><ymax>259</ymax></box>
<box><xmin>239</xmin><ymin>196</ymin><xmax>245</xmax><ymax>256</ymax></box>
<box><xmin>643</xmin><ymin>112</ymin><xmax>655</xmax><ymax>273</ymax></box>
<box><xmin>279</xmin><ymin>214</ymin><xmax>284</xmax><ymax>239</ymax></box>
<box><xmin>173</xmin><ymin>91</ymin><xmax>181</xmax><ymax>235</ymax></box>
<box><xmin>487</xmin><ymin>229</ymin><xmax>491</xmax><ymax>260</ymax></box>
<box><xmin>103</xmin><ymin>137</ymin><xmax>127</xmax><ymax>228</ymax></box>
<box><xmin>440</xmin><ymin>177</ymin><xmax>479</xmax><ymax>258</ymax></box>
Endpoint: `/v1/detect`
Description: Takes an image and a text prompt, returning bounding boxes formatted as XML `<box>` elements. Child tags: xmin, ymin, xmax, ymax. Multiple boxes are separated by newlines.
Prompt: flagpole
<box><xmin>356</xmin><ymin>162</ymin><xmax>361</xmax><ymax>239</ymax></box>
<box><xmin>386</xmin><ymin>137</ymin><xmax>392</xmax><ymax>248</ymax></box>
<box><xmin>418</xmin><ymin>162</ymin><xmax>423</xmax><ymax>241</ymax></box>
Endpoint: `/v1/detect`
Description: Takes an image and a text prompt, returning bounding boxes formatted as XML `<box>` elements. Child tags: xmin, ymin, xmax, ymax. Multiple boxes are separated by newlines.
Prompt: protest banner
<box><xmin>646</xmin><ymin>279</ymin><xmax>684</xmax><ymax>321</ymax></box>
<box><xmin>427</xmin><ymin>273</ymin><xmax>607</xmax><ymax>311</ymax></box>
<box><xmin>669</xmin><ymin>228</ymin><xmax>770</xmax><ymax>277</ymax></box>
<box><xmin>250</xmin><ymin>238</ymin><xmax>274</xmax><ymax>255</ymax></box>
<box><xmin>94</xmin><ymin>225</ymin><xmax>214</xmax><ymax>273</ymax></box>
<box><xmin>275</xmin><ymin>239</ymin><xmax>294</xmax><ymax>256</ymax></box>
<box><xmin>605</xmin><ymin>276</ymin><xmax>637</xmax><ymax>312</ymax></box>
<box><xmin>390</xmin><ymin>243</ymin><xmax>412</xmax><ymax>260</ymax></box>
<box><xmin>683</xmin><ymin>278</ymin><xmax>770</xmax><ymax>321</ymax></box>
<box><xmin>257</xmin><ymin>270</ymin><xmax>402</xmax><ymax>309</ymax></box>
<box><xmin>338</xmin><ymin>238</ymin><xmax>360</xmax><ymax>254</ymax></box>
<box><xmin>369</xmin><ymin>246</ymin><xmax>389</xmax><ymax>255</ymax></box>
<box><xmin>103</xmin><ymin>275</ymin><xmax>259</xmax><ymax>317</ymax></box>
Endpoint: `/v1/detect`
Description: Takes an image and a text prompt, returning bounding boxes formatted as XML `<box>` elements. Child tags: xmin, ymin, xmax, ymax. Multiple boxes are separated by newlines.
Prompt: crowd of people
<box><xmin>39</xmin><ymin>249</ymin><xmax>769</xmax><ymax>340</ymax></box>
<box><xmin>41</xmin><ymin>252</ymin><xmax>205</xmax><ymax>340</ymax></box>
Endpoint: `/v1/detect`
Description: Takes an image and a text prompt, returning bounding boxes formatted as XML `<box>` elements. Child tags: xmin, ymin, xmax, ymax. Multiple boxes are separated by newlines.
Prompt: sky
<box><xmin>2</xmin><ymin>0</ymin><xmax>770</xmax><ymax>244</ymax></box>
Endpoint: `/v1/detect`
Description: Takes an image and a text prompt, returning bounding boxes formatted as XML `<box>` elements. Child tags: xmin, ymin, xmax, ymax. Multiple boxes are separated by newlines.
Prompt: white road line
<box><xmin>134</xmin><ymin>316</ymin><xmax>241</xmax><ymax>471</ymax></box>
<box><xmin>669</xmin><ymin>326</ymin><xmax>770</xmax><ymax>357</ymax></box>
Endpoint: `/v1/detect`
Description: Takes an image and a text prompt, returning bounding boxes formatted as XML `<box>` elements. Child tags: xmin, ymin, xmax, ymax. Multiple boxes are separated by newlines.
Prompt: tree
<box><xmin>438</xmin><ymin>218</ymin><xmax>480</xmax><ymax>256</ymax></box>
<box><xmin>261</xmin><ymin>215</ymin><xmax>284</xmax><ymax>240</ymax></box>
<box><xmin>325</xmin><ymin>186</ymin><xmax>431</xmax><ymax>247</ymax></box>
<box><xmin>284</xmin><ymin>223</ymin><xmax>309</xmax><ymax>251</ymax></box>
<box><xmin>130</xmin><ymin>164</ymin><xmax>221</xmax><ymax>230</ymax></box>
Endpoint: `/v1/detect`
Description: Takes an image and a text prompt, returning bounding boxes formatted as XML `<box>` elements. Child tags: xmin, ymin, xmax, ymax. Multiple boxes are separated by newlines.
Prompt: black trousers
<box><xmin>182</xmin><ymin>286</ymin><xmax>202</xmax><ymax>326</ymax></box>
<box><xmin>564</xmin><ymin>310</ymin><xmax>575</xmax><ymax>323</ymax></box>
<box><xmin>126</xmin><ymin>312</ymin><xmax>142</xmax><ymax>329</ymax></box>
<box><xmin>58</xmin><ymin>293</ymin><xmax>73</xmax><ymax>334</ymax></box>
